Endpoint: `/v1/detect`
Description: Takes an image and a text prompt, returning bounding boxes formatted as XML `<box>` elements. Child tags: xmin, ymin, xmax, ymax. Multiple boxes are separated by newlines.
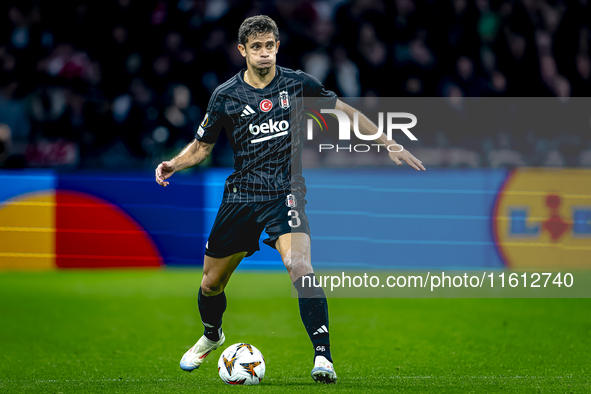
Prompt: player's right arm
<box><xmin>155</xmin><ymin>139</ymin><xmax>214</xmax><ymax>187</ymax></box>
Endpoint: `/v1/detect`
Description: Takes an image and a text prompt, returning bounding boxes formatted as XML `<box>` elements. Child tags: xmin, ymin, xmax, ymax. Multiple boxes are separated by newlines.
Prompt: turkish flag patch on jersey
<box><xmin>260</xmin><ymin>99</ymin><xmax>273</xmax><ymax>112</ymax></box>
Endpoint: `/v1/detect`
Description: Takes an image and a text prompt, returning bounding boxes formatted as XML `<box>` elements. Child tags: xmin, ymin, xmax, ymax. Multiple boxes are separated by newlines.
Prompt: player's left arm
<box><xmin>335</xmin><ymin>99</ymin><xmax>426</xmax><ymax>171</ymax></box>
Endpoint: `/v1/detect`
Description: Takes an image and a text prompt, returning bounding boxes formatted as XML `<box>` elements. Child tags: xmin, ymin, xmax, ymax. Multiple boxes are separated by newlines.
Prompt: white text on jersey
<box><xmin>249</xmin><ymin>119</ymin><xmax>289</xmax><ymax>144</ymax></box>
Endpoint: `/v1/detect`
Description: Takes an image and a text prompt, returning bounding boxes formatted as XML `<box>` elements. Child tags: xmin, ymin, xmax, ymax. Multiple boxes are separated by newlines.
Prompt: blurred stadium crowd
<box><xmin>1</xmin><ymin>0</ymin><xmax>590</xmax><ymax>169</ymax></box>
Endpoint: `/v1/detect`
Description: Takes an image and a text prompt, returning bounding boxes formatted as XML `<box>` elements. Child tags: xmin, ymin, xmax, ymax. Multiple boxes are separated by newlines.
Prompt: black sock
<box><xmin>293</xmin><ymin>274</ymin><xmax>332</xmax><ymax>363</ymax></box>
<box><xmin>198</xmin><ymin>287</ymin><xmax>226</xmax><ymax>341</ymax></box>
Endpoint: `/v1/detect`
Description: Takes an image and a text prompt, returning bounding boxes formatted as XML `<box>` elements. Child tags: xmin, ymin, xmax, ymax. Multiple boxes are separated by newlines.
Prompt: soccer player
<box><xmin>155</xmin><ymin>15</ymin><xmax>425</xmax><ymax>384</ymax></box>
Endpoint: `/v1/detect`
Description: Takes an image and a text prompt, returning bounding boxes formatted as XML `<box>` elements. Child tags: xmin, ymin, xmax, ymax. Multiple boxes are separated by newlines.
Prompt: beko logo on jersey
<box><xmin>248</xmin><ymin>119</ymin><xmax>290</xmax><ymax>144</ymax></box>
<box><xmin>249</xmin><ymin>119</ymin><xmax>289</xmax><ymax>135</ymax></box>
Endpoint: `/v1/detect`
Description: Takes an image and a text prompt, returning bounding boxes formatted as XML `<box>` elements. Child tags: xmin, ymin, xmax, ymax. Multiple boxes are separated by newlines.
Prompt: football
<box><xmin>218</xmin><ymin>343</ymin><xmax>266</xmax><ymax>385</ymax></box>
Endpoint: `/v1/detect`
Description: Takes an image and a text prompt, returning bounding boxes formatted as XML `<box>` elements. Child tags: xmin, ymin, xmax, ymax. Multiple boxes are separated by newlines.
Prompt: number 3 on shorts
<box><xmin>288</xmin><ymin>209</ymin><xmax>301</xmax><ymax>228</ymax></box>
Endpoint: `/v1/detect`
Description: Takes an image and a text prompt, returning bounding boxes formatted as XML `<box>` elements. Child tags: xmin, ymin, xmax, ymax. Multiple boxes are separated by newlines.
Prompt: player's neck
<box><xmin>244</xmin><ymin>66</ymin><xmax>276</xmax><ymax>89</ymax></box>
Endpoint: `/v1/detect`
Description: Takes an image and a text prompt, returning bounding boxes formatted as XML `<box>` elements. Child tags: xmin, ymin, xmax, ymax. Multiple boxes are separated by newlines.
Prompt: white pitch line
<box><xmin>0</xmin><ymin>376</ymin><xmax>574</xmax><ymax>384</ymax></box>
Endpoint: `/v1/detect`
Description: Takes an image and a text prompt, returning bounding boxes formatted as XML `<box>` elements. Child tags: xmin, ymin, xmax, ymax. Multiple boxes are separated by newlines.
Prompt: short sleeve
<box><xmin>300</xmin><ymin>71</ymin><xmax>338</xmax><ymax>111</ymax></box>
<box><xmin>195</xmin><ymin>92</ymin><xmax>229</xmax><ymax>143</ymax></box>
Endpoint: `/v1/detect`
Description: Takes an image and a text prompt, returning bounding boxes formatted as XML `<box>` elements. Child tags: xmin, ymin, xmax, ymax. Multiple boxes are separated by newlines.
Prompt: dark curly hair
<box><xmin>238</xmin><ymin>15</ymin><xmax>279</xmax><ymax>46</ymax></box>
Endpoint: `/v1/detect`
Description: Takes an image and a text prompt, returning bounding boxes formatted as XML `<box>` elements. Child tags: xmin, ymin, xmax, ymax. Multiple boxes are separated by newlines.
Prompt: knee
<box><xmin>201</xmin><ymin>277</ymin><xmax>224</xmax><ymax>296</ymax></box>
<box><xmin>283</xmin><ymin>248</ymin><xmax>312</xmax><ymax>278</ymax></box>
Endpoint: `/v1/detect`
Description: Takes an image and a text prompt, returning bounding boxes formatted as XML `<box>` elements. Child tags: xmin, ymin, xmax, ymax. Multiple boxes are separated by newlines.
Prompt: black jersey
<box><xmin>196</xmin><ymin>66</ymin><xmax>337</xmax><ymax>203</ymax></box>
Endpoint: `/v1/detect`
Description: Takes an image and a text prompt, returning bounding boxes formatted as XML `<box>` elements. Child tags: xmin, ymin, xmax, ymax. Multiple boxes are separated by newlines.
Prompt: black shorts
<box><xmin>205</xmin><ymin>194</ymin><xmax>310</xmax><ymax>258</ymax></box>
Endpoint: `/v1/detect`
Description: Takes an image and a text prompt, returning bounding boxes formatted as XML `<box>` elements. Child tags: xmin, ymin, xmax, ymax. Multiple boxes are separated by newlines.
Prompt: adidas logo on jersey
<box><xmin>313</xmin><ymin>325</ymin><xmax>328</xmax><ymax>335</ymax></box>
<box><xmin>241</xmin><ymin>105</ymin><xmax>256</xmax><ymax>117</ymax></box>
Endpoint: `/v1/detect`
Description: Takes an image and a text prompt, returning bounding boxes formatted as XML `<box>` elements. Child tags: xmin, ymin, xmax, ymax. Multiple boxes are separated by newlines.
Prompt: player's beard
<box><xmin>253</xmin><ymin>63</ymin><xmax>273</xmax><ymax>76</ymax></box>
<box><xmin>247</xmin><ymin>56</ymin><xmax>274</xmax><ymax>76</ymax></box>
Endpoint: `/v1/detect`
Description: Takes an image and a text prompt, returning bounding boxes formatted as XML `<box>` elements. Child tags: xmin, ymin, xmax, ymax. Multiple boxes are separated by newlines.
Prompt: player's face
<box><xmin>238</xmin><ymin>32</ymin><xmax>280</xmax><ymax>75</ymax></box>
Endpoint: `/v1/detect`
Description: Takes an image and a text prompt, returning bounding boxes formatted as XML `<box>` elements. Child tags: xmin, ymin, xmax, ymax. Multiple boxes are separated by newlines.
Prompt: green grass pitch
<box><xmin>0</xmin><ymin>270</ymin><xmax>589</xmax><ymax>393</ymax></box>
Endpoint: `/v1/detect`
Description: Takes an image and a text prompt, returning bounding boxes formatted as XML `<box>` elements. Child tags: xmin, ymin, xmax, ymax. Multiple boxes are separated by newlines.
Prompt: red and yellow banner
<box><xmin>0</xmin><ymin>190</ymin><xmax>162</xmax><ymax>270</ymax></box>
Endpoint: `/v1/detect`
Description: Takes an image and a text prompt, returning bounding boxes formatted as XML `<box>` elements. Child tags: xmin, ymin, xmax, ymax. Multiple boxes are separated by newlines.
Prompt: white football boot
<box><xmin>180</xmin><ymin>331</ymin><xmax>225</xmax><ymax>372</ymax></box>
<box><xmin>311</xmin><ymin>355</ymin><xmax>337</xmax><ymax>383</ymax></box>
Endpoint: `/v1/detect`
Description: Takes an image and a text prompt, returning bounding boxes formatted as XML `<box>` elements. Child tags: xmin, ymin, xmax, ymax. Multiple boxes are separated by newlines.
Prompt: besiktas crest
<box><xmin>279</xmin><ymin>90</ymin><xmax>290</xmax><ymax>110</ymax></box>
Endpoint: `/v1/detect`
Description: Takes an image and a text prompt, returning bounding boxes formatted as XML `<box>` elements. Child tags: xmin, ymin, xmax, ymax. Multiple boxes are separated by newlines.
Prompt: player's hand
<box><xmin>389</xmin><ymin>148</ymin><xmax>426</xmax><ymax>171</ymax></box>
<box><xmin>155</xmin><ymin>160</ymin><xmax>176</xmax><ymax>187</ymax></box>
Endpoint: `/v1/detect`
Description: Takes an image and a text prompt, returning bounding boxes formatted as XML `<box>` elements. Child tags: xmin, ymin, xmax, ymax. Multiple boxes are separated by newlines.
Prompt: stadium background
<box><xmin>1</xmin><ymin>1</ymin><xmax>590</xmax><ymax>393</ymax></box>
<box><xmin>1</xmin><ymin>0</ymin><xmax>590</xmax><ymax>269</ymax></box>
<box><xmin>1</xmin><ymin>0</ymin><xmax>591</xmax><ymax>169</ymax></box>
